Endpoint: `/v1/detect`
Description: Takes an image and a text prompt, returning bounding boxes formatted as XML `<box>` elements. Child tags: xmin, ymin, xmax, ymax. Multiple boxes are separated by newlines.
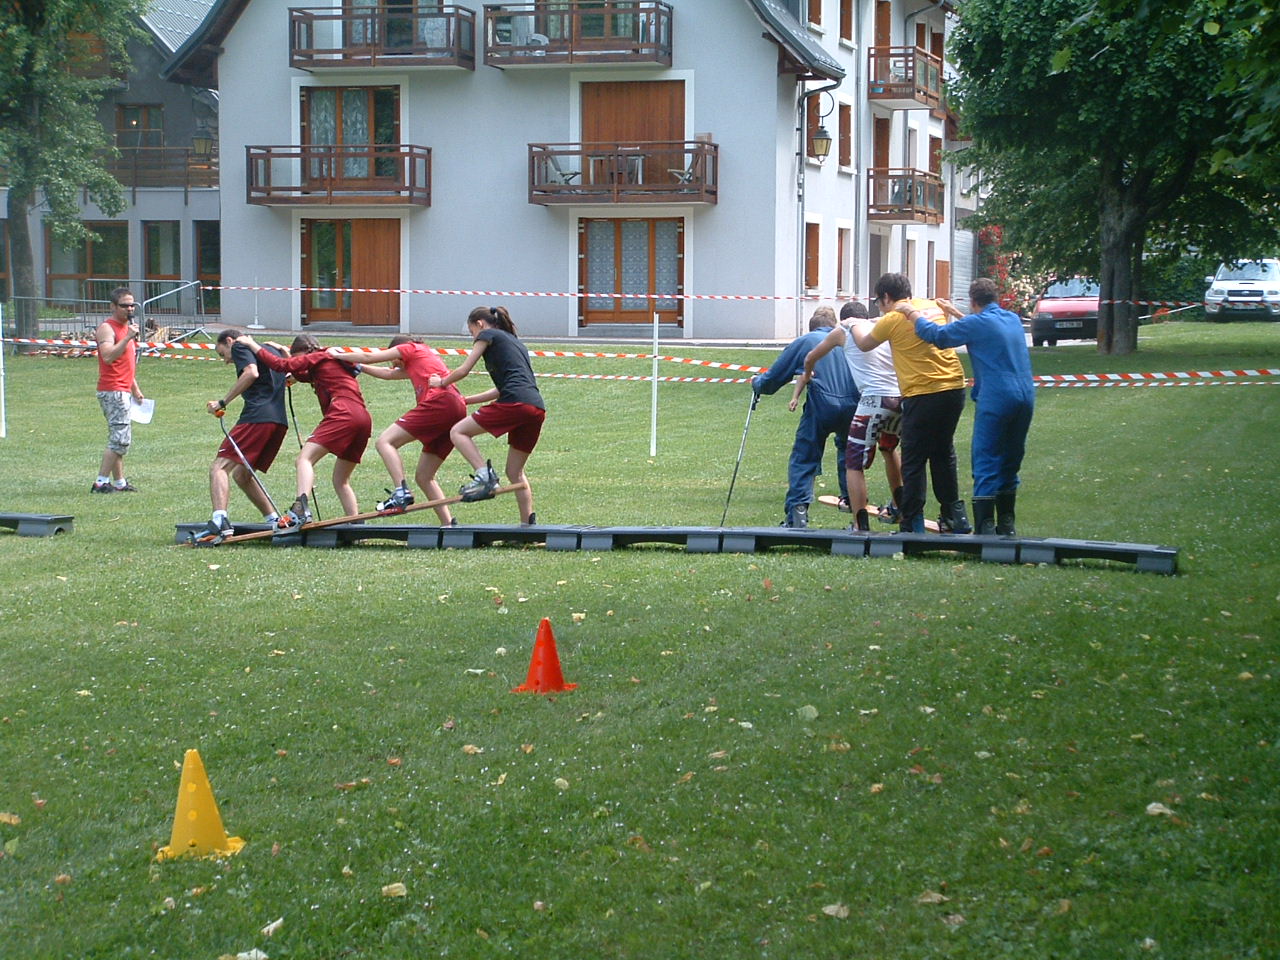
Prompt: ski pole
<box><xmin>286</xmin><ymin>381</ymin><xmax>321</xmax><ymax>520</ymax></box>
<box><xmin>720</xmin><ymin>390</ymin><xmax>759</xmax><ymax>527</ymax></box>
<box><xmin>215</xmin><ymin>409</ymin><xmax>281</xmax><ymax>520</ymax></box>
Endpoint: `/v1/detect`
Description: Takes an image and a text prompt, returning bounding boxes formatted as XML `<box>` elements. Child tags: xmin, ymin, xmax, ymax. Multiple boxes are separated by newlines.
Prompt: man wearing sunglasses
<box><xmin>91</xmin><ymin>287</ymin><xmax>146</xmax><ymax>493</ymax></box>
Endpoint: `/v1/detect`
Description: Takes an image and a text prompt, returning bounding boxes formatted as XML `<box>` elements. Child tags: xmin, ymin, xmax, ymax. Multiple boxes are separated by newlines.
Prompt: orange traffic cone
<box><xmin>512</xmin><ymin>618</ymin><xmax>577</xmax><ymax>694</ymax></box>
<box><xmin>156</xmin><ymin>749</ymin><xmax>245</xmax><ymax>862</ymax></box>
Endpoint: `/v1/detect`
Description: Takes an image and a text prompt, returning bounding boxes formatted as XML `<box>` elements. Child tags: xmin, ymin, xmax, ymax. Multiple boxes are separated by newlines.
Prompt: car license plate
<box><xmin>1057</xmin><ymin>320</ymin><xmax>1083</xmax><ymax>328</ymax></box>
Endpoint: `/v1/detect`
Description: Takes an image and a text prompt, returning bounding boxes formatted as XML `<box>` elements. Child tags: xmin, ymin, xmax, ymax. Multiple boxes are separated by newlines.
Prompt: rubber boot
<box><xmin>898</xmin><ymin>513</ymin><xmax>925</xmax><ymax>534</ymax></box>
<box><xmin>995</xmin><ymin>490</ymin><xmax>1017</xmax><ymax>537</ymax></box>
<box><xmin>971</xmin><ymin>496</ymin><xmax>996</xmax><ymax>535</ymax></box>
<box><xmin>938</xmin><ymin>500</ymin><xmax>972</xmax><ymax>535</ymax></box>
<box><xmin>852</xmin><ymin>508</ymin><xmax>870</xmax><ymax>532</ymax></box>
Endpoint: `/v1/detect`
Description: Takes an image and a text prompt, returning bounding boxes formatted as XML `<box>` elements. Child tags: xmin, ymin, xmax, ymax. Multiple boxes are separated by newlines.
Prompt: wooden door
<box><xmin>351</xmin><ymin>219</ymin><xmax>399</xmax><ymax>325</ymax></box>
<box><xmin>582</xmin><ymin>80</ymin><xmax>683</xmax><ymax>186</ymax></box>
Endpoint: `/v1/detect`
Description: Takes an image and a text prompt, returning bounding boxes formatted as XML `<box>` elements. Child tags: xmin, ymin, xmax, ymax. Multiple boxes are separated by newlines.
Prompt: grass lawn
<box><xmin>0</xmin><ymin>321</ymin><xmax>1277</xmax><ymax>959</ymax></box>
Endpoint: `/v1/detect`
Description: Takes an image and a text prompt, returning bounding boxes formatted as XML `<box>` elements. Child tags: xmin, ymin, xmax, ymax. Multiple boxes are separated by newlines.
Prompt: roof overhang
<box><xmin>161</xmin><ymin>0</ymin><xmax>249</xmax><ymax>88</ymax></box>
<box><xmin>744</xmin><ymin>0</ymin><xmax>845</xmax><ymax>82</ymax></box>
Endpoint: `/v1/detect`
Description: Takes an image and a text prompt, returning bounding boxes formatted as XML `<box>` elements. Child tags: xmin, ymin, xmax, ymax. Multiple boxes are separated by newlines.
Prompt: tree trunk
<box><xmin>6</xmin><ymin>183</ymin><xmax>40</xmax><ymax>341</ymax></box>
<box><xmin>1096</xmin><ymin>162</ymin><xmax>1143</xmax><ymax>355</ymax></box>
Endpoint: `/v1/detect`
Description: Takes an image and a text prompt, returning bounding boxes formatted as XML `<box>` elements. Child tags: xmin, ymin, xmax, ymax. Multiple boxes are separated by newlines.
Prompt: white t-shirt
<box><xmin>842</xmin><ymin>327</ymin><xmax>900</xmax><ymax>397</ymax></box>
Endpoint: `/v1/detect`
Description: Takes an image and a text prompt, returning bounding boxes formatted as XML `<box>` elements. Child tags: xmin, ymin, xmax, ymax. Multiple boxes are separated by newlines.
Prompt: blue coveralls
<box><xmin>914</xmin><ymin>304</ymin><xmax>1034</xmax><ymax>496</ymax></box>
<box><xmin>752</xmin><ymin>328</ymin><xmax>859</xmax><ymax>518</ymax></box>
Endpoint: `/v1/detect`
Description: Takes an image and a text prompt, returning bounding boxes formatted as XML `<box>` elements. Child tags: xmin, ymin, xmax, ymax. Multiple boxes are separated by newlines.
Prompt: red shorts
<box><xmin>396</xmin><ymin>391</ymin><xmax>467</xmax><ymax>460</ymax></box>
<box><xmin>472</xmin><ymin>402</ymin><xmax>545</xmax><ymax>453</ymax></box>
<box><xmin>217</xmin><ymin>422</ymin><xmax>288</xmax><ymax>472</ymax></box>
<box><xmin>309</xmin><ymin>399</ymin><xmax>372</xmax><ymax>463</ymax></box>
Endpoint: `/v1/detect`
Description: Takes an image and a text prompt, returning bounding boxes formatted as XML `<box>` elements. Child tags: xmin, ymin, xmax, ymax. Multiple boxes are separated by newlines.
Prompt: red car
<box><xmin>1030</xmin><ymin>277</ymin><xmax>1100</xmax><ymax>346</ymax></box>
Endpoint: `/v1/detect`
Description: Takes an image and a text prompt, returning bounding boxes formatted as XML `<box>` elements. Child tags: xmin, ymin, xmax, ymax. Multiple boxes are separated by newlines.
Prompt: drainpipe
<box><xmin>900</xmin><ymin>0</ymin><xmax>946</xmax><ymax>274</ymax></box>
<box><xmin>797</xmin><ymin>76</ymin><xmax>842</xmax><ymax>336</ymax></box>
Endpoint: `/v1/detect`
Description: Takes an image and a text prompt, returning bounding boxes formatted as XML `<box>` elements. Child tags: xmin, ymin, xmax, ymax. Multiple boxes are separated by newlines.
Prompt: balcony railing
<box><xmin>867</xmin><ymin>168</ymin><xmax>944</xmax><ymax>224</ymax></box>
<box><xmin>485</xmin><ymin>1</ymin><xmax>672</xmax><ymax>68</ymax></box>
<box><xmin>246</xmin><ymin>144</ymin><xmax>431</xmax><ymax>206</ymax></box>
<box><xmin>290</xmin><ymin>5</ymin><xmax>476</xmax><ymax>69</ymax></box>
<box><xmin>103</xmin><ymin>147</ymin><xmax>219</xmax><ymax>200</ymax></box>
<box><xmin>867</xmin><ymin>46</ymin><xmax>943</xmax><ymax>110</ymax></box>
<box><xmin>529</xmin><ymin>140</ymin><xmax>717</xmax><ymax>205</ymax></box>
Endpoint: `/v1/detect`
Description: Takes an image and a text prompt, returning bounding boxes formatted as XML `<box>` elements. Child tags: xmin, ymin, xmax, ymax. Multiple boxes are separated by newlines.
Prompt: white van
<box><xmin>1204</xmin><ymin>259</ymin><xmax>1280</xmax><ymax>320</ymax></box>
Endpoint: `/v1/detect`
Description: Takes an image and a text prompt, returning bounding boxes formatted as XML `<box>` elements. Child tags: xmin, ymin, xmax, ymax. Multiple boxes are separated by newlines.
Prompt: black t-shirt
<box><xmin>477</xmin><ymin>328</ymin><xmax>544</xmax><ymax>409</ymax></box>
<box><xmin>234</xmin><ymin>342</ymin><xmax>288</xmax><ymax>425</ymax></box>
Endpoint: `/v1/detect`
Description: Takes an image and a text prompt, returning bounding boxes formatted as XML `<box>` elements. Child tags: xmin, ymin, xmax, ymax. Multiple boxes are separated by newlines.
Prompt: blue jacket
<box><xmin>914</xmin><ymin>304</ymin><xmax>1034</xmax><ymax>408</ymax></box>
<box><xmin>752</xmin><ymin>327</ymin><xmax>857</xmax><ymax>413</ymax></box>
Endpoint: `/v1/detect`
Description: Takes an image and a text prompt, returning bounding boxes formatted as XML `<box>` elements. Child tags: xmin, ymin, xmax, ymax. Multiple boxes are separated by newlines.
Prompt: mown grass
<box><xmin>0</xmin><ymin>321</ymin><xmax>1277</xmax><ymax>959</ymax></box>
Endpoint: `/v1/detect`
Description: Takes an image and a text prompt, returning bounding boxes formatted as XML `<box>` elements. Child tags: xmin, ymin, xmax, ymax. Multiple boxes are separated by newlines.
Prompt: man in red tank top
<box><xmin>92</xmin><ymin>287</ymin><xmax>146</xmax><ymax>493</ymax></box>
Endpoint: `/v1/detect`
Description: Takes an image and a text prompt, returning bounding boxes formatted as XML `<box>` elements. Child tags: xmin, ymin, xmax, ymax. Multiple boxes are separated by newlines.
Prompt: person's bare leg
<box><xmin>414</xmin><ymin>452</ymin><xmax>452</xmax><ymax>524</ymax></box>
<box><xmin>331</xmin><ymin>457</ymin><xmax>360</xmax><ymax>516</ymax></box>
<box><xmin>230</xmin><ymin>462</ymin><xmax>275</xmax><ymax>517</ymax></box>
<box><xmin>504</xmin><ymin>446</ymin><xmax>534</xmax><ymax>523</ymax></box>
<box><xmin>449</xmin><ymin>417</ymin><xmax>486</xmax><ymax>472</ymax></box>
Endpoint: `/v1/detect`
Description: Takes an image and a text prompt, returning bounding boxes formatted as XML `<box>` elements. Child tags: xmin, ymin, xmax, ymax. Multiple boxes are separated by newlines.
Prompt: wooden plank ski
<box><xmin>815</xmin><ymin>495</ymin><xmax>941</xmax><ymax>533</ymax></box>
<box><xmin>204</xmin><ymin>482</ymin><xmax>527</xmax><ymax>545</ymax></box>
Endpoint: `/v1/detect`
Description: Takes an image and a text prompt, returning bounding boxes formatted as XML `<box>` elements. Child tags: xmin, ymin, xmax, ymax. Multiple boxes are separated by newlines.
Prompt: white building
<box><xmin>164</xmin><ymin>0</ymin><xmax>970</xmax><ymax>339</ymax></box>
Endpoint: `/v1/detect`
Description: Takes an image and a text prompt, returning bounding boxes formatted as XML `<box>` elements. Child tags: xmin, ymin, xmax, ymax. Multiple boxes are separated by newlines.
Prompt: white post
<box><xmin>0</xmin><ymin>301</ymin><xmax>7</xmax><ymax>439</ymax></box>
<box><xmin>649</xmin><ymin>311</ymin><xmax>659</xmax><ymax>457</ymax></box>
<box><xmin>248</xmin><ymin>276</ymin><xmax>264</xmax><ymax>329</ymax></box>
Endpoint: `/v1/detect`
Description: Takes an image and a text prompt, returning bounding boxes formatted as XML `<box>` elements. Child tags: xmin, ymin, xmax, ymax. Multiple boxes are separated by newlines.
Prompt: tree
<box><xmin>948</xmin><ymin>0</ymin><xmax>1280</xmax><ymax>354</ymax></box>
<box><xmin>0</xmin><ymin>0</ymin><xmax>145</xmax><ymax>339</ymax></box>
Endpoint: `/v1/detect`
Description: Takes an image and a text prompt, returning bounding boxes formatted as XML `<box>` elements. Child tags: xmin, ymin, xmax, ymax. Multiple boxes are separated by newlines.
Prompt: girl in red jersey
<box><xmin>327</xmin><ymin>336</ymin><xmax>465</xmax><ymax>525</ymax></box>
<box><xmin>428</xmin><ymin>306</ymin><xmax>545</xmax><ymax>525</ymax></box>
<box><xmin>238</xmin><ymin>333</ymin><xmax>372</xmax><ymax>528</ymax></box>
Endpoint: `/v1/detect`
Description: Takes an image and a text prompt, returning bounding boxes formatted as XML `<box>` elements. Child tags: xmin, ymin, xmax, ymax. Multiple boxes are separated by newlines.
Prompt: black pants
<box><xmin>899</xmin><ymin>388</ymin><xmax>966</xmax><ymax>525</ymax></box>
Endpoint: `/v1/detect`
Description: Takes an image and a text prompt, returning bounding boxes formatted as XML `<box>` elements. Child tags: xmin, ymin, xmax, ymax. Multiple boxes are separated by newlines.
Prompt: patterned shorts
<box><xmin>845</xmin><ymin>394</ymin><xmax>902</xmax><ymax>472</ymax></box>
<box><xmin>97</xmin><ymin>390</ymin><xmax>132</xmax><ymax>454</ymax></box>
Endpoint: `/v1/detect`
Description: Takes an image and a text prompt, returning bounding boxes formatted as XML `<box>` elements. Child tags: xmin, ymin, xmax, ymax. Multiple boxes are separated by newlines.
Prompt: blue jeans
<box><xmin>785</xmin><ymin>401</ymin><xmax>857</xmax><ymax>515</ymax></box>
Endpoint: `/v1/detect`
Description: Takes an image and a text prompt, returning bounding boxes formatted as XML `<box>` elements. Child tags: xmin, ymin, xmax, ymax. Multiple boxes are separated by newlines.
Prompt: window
<box><xmin>116</xmin><ymin>105</ymin><xmax>164</xmax><ymax>148</ymax></box>
<box><xmin>808</xmin><ymin>0</ymin><xmax>822</xmax><ymax>27</ymax></box>
<box><xmin>840</xmin><ymin>0</ymin><xmax>852</xmax><ymax>42</ymax></box>
<box><xmin>579</xmin><ymin>218</ymin><xmax>683</xmax><ymax>325</ymax></box>
<box><xmin>837</xmin><ymin>227</ymin><xmax>851</xmax><ymax>295</ymax></box>
<box><xmin>838</xmin><ymin>103</ymin><xmax>852</xmax><ymax>168</ymax></box>
<box><xmin>929</xmin><ymin>135</ymin><xmax>943</xmax><ymax>175</ymax></box>
<box><xmin>46</xmin><ymin>222</ymin><xmax>128</xmax><ymax>303</ymax></box>
<box><xmin>805</xmin><ymin>222</ymin><xmax>820</xmax><ymax>290</ymax></box>
<box><xmin>302</xmin><ymin>219</ymin><xmax>353</xmax><ymax>321</ymax></box>
<box><xmin>144</xmin><ymin>221</ymin><xmax>181</xmax><ymax>313</ymax></box>
<box><xmin>301</xmin><ymin>86</ymin><xmax>399</xmax><ymax>181</ymax></box>
<box><xmin>195</xmin><ymin>221</ymin><xmax>221</xmax><ymax>315</ymax></box>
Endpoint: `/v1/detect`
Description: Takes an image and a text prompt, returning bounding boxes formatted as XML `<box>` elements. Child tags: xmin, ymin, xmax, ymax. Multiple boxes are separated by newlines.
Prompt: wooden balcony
<box><xmin>867</xmin><ymin>168</ymin><xmax>944</xmax><ymax>224</ymax></box>
<box><xmin>103</xmin><ymin>147</ymin><xmax>219</xmax><ymax>202</ymax></box>
<box><xmin>529</xmin><ymin>140</ymin><xmax>717</xmax><ymax>205</ymax></box>
<box><xmin>867</xmin><ymin>46</ymin><xmax>943</xmax><ymax>110</ymax></box>
<box><xmin>289</xmin><ymin>5</ymin><xmax>476</xmax><ymax>70</ymax></box>
<box><xmin>485</xmin><ymin>2</ymin><xmax>672</xmax><ymax>68</ymax></box>
<box><xmin>246</xmin><ymin>144</ymin><xmax>430</xmax><ymax>206</ymax></box>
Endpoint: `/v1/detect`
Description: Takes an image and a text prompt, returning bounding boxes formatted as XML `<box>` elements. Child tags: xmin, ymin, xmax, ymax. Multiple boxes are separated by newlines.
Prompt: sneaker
<box><xmin>376</xmin><ymin>485</ymin><xmax>415</xmax><ymax>513</ymax></box>
<box><xmin>836</xmin><ymin>496</ymin><xmax>852</xmax><ymax>513</ymax></box>
<box><xmin>113</xmin><ymin>480</ymin><xmax>138</xmax><ymax>492</ymax></box>
<box><xmin>877</xmin><ymin>502</ymin><xmax>901</xmax><ymax>524</ymax></box>
<box><xmin>90</xmin><ymin>481</ymin><xmax>114</xmax><ymax>494</ymax></box>
<box><xmin>189</xmin><ymin>517</ymin><xmax>233</xmax><ymax>546</ymax></box>
<box><xmin>277</xmin><ymin>495</ymin><xmax>312</xmax><ymax>530</ymax></box>
<box><xmin>459</xmin><ymin>461</ymin><xmax>499</xmax><ymax>502</ymax></box>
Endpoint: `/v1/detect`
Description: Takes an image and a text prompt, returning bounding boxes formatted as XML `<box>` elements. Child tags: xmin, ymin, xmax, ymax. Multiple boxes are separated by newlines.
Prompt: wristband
<box><xmin>217</xmin><ymin>399</ymin><xmax>227</xmax><ymax>409</ymax></box>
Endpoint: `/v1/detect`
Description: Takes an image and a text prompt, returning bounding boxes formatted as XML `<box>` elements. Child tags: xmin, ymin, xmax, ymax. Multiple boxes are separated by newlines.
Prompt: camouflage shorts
<box><xmin>97</xmin><ymin>390</ymin><xmax>132</xmax><ymax>454</ymax></box>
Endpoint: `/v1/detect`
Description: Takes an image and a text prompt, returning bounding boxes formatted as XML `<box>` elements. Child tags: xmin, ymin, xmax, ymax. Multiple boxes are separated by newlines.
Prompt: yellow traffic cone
<box><xmin>156</xmin><ymin>749</ymin><xmax>245</xmax><ymax>862</ymax></box>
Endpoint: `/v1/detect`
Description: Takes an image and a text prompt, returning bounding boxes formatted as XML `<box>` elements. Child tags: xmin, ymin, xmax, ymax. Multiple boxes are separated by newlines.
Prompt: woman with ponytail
<box><xmin>428</xmin><ymin>306</ymin><xmax>545</xmax><ymax>524</ymax></box>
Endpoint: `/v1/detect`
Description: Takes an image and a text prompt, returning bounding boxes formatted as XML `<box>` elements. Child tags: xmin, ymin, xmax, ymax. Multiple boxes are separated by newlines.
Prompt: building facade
<box><xmin>165</xmin><ymin>0</ymin><xmax>971</xmax><ymax>339</ymax></box>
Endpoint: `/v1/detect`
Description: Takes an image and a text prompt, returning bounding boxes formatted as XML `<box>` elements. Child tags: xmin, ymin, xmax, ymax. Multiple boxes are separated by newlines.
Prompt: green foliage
<box><xmin>0</xmin><ymin>1</ymin><xmax>147</xmax><ymax>238</ymax></box>
<box><xmin>949</xmin><ymin>0</ymin><xmax>1280</xmax><ymax>353</ymax></box>
<box><xmin>0</xmin><ymin>333</ymin><xmax>1278</xmax><ymax>957</ymax></box>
